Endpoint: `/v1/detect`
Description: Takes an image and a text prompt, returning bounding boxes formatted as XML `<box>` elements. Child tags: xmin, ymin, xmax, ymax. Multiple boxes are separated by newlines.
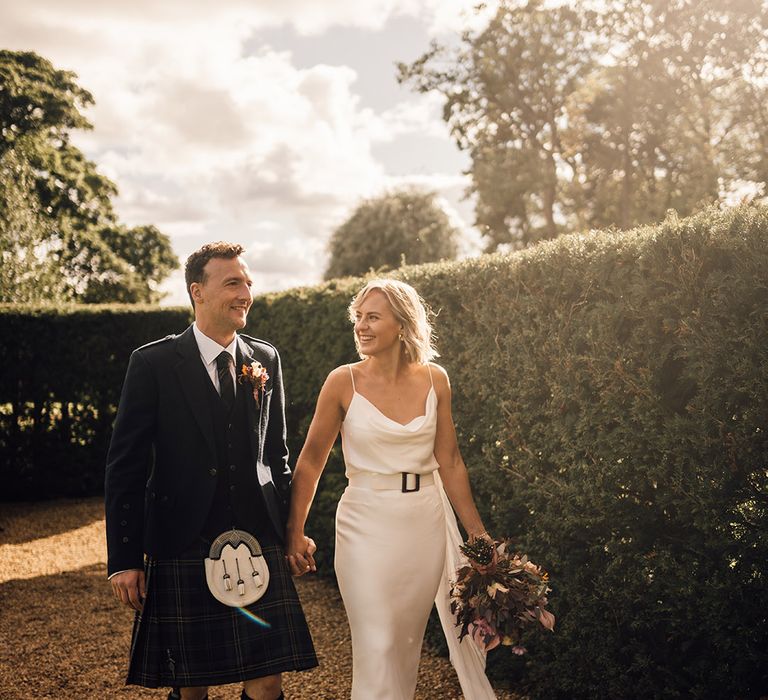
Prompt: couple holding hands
<box><xmin>105</xmin><ymin>242</ymin><xmax>497</xmax><ymax>700</ymax></box>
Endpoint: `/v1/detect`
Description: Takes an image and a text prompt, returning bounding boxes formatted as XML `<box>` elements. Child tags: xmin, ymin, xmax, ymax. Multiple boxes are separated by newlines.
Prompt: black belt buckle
<box><xmin>401</xmin><ymin>472</ymin><xmax>420</xmax><ymax>493</ymax></box>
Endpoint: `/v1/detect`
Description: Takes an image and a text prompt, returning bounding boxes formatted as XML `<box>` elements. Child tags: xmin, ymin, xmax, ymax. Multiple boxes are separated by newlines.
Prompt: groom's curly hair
<box><xmin>185</xmin><ymin>241</ymin><xmax>245</xmax><ymax>309</ymax></box>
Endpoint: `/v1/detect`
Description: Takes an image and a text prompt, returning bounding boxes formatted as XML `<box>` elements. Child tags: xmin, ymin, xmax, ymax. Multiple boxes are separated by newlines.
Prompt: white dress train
<box><xmin>334</xmin><ymin>365</ymin><xmax>496</xmax><ymax>699</ymax></box>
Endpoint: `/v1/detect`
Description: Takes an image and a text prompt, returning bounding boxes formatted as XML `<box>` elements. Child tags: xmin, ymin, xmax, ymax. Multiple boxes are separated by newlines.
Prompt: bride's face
<box><xmin>353</xmin><ymin>290</ymin><xmax>402</xmax><ymax>357</ymax></box>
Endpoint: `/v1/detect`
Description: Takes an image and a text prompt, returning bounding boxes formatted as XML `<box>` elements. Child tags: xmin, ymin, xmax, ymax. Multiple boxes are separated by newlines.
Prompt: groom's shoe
<box><xmin>168</xmin><ymin>691</ymin><xmax>208</xmax><ymax>700</ymax></box>
<box><xmin>240</xmin><ymin>692</ymin><xmax>284</xmax><ymax>700</ymax></box>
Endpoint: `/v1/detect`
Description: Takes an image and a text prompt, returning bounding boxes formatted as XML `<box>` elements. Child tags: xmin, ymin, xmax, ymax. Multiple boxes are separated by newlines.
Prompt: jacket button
<box><xmin>122</xmin><ymin>536</ymin><xmax>129</xmax><ymax>543</ymax></box>
<box><xmin>209</xmin><ymin>468</ymin><xmax>217</xmax><ymax>476</ymax></box>
<box><xmin>229</xmin><ymin>485</ymin><xmax>236</xmax><ymax>492</ymax></box>
<box><xmin>162</xmin><ymin>495</ymin><xmax>169</xmax><ymax>502</ymax></box>
<box><xmin>122</xmin><ymin>503</ymin><xmax>130</xmax><ymax>510</ymax></box>
<box><xmin>121</xmin><ymin>520</ymin><xmax>127</xmax><ymax>526</ymax></box>
<box><xmin>229</xmin><ymin>464</ymin><xmax>237</xmax><ymax>471</ymax></box>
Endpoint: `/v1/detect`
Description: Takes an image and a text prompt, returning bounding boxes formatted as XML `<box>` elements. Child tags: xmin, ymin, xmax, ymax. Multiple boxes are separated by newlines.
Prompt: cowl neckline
<box><xmin>348</xmin><ymin>386</ymin><xmax>436</xmax><ymax>429</ymax></box>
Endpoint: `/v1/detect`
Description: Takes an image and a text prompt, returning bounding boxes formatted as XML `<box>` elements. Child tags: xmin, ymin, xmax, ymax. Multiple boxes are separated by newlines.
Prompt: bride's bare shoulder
<box><xmin>426</xmin><ymin>361</ymin><xmax>449</xmax><ymax>381</ymax></box>
<box><xmin>323</xmin><ymin>364</ymin><xmax>357</xmax><ymax>394</ymax></box>
<box><xmin>426</xmin><ymin>362</ymin><xmax>451</xmax><ymax>394</ymax></box>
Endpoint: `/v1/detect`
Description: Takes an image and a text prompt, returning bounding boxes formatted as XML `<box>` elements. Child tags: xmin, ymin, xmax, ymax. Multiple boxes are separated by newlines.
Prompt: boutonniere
<box><xmin>238</xmin><ymin>361</ymin><xmax>269</xmax><ymax>406</ymax></box>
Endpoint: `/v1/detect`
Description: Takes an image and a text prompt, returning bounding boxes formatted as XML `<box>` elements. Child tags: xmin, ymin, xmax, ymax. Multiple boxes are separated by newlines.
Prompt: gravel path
<box><xmin>0</xmin><ymin>498</ymin><xmax>520</xmax><ymax>699</ymax></box>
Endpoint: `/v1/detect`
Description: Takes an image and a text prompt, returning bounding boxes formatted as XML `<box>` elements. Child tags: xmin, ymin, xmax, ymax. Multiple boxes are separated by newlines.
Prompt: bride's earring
<box><xmin>399</xmin><ymin>331</ymin><xmax>409</xmax><ymax>356</ymax></box>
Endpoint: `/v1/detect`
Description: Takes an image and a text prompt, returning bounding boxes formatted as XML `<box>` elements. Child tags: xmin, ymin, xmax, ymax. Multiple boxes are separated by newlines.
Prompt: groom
<box><xmin>105</xmin><ymin>242</ymin><xmax>318</xmax><ymax>700</ymax></box>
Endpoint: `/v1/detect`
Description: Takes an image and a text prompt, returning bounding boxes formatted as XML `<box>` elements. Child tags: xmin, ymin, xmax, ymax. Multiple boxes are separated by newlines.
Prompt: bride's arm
<box><xmin>285</xmin><ymin>367</ymin><xmax>348</xmax><ymax>575</ymax></box>
<box><xmin>432</xmin><ymin>364</ymin><xmax>490</xmax><ymax>540</ymax></box>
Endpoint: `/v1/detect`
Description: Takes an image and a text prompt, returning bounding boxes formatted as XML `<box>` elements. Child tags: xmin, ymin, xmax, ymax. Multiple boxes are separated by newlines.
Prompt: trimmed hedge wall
<box><xmin>1</xmin><ymin>205</ymin><xmax>767</xmax><ymax>698</ymax></box>
<box><xmin>0</xmin><ymin>306</ymin><xmax>192</xmax><ymax>498</ymax></box>
<box><xmin>248</xmin><ymin>206</ymin><xmax>768</xmax><ymax>699</ymax></box>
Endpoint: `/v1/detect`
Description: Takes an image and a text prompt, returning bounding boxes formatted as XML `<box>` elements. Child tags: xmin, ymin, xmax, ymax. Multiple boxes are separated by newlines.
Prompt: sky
<box><xmin>0</xmin><ymin>0</ymin><xmax>500</xmax><ymax>304</ymax></box>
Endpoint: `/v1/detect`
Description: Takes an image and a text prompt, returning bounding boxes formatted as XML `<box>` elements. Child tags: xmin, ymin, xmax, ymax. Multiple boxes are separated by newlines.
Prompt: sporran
<box><xmin>204</xmin><ymin>529</ymin><xmax>270</xmax><ymax>607</ymax></box>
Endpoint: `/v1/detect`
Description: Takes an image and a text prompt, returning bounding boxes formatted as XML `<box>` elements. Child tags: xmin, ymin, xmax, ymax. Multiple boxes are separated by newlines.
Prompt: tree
<box><xmin>399</xmin><ymin>1</ymin><xmax>597</xmax><ymax>250</ymax></box>
<box><xmin>720</xmin><ymin>26</ymin><xmax>768</xmax><ymax>196</ymax></box>
<box><xmin>0</xmin><ymin>149</ymin><xmax>59</xmax><ymax>302</ymax></box>
<box><xmin>0</xmin><ymin>50</ymin><xmax>177</xmax><ymax>303</ymax></box>
<box><xmin>0</xmin><ymin>49</ymin><xmax>93</xmax><ymax>147</ymax></box>
<box><xmin>567</xmin><ymin>0</ymin><xmax>768</xmax><ymax>230</ymax></box>
<box><xmin>92</xmin><ymin>225</ymin><xmax>180</xmax><ymax>302</ymax></box>
<box><xmin>324</xmin><ymin>188</ymin><xmax>458</xmax><ymax>280</ymax></box>
<box><xmin>399</xmin><ymin>0</ymin><xmax>768</xmax><ymax>249</ymax></box>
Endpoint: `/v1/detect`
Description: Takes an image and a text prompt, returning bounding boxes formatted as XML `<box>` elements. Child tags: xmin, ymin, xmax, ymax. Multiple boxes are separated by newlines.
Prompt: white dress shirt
<box><xmin>192</xmin><ymin>322</ymin><xmax>238</xmax><ymax>395</ymax></box>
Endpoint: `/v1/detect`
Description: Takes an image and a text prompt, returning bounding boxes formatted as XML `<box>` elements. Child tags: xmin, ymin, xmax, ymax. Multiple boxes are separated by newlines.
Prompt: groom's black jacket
<box><xmin>105</xmin><ymin>325</ymin><xmax>291</xmax><ymax>576</ymax></box>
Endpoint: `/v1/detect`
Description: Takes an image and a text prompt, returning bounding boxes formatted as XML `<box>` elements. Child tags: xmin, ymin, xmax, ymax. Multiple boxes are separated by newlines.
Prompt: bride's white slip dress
<box><xmin>334</xmin><ymin>365</ymin><xmax>496</xmax><ymax>700</ymax></box>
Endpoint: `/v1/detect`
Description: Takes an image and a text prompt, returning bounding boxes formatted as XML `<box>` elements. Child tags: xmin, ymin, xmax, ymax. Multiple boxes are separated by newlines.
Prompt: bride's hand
<box><xmin>285</xmin><ymin>533</ymin><xmax>317</xmax><ymax>577</ymax></box>
<box><xmin>466</xmin><ymin>533</ymin><xmax>497</xmax><ymax>574</ymax></box>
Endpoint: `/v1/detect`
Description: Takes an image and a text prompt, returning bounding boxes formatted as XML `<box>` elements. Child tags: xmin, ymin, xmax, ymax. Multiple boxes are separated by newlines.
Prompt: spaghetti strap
<box><xmin>347</xmin><ymin>364</ymin><xmax>356</xmax><ymax>392</ymax></box>
<box><xmin>427</xmin><ymin>363</ymin><xmax>434</xmax><ymax>389</ymax></box>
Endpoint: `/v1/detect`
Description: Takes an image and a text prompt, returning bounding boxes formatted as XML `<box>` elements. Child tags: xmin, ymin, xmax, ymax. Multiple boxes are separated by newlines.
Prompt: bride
<box><xmin>285</xmin><ymin>279</ymin><xmax>497</xmax><ymax>699</ymax></box>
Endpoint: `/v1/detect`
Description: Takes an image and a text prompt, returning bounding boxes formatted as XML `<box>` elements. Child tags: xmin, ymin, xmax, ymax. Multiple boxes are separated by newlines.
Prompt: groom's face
<box><xmin>193</xmin><ymin>255</ymin><xmax>253</xmax><ymax>332</ymax></box>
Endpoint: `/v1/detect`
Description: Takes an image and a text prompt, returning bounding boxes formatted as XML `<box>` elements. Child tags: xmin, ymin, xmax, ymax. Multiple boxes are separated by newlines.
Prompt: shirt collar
<box><xmin>193</xmin><ymin>322</ymin><xmax>238</xmax><ymax>367</ymax></box>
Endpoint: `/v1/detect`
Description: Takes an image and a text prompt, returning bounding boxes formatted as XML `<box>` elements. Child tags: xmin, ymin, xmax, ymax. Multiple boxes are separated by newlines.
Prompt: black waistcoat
<box><xmin>202</xmin><ymin>377</ymin><xmax>271</xmax><ymax>539</ymax></box>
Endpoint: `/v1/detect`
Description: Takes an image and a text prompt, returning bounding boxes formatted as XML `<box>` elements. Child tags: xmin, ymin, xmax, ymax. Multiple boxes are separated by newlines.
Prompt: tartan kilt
<box><xmin>126</xmin><ymin>533</ymin><xmax>318</xmax><ymax>688</ymax></box>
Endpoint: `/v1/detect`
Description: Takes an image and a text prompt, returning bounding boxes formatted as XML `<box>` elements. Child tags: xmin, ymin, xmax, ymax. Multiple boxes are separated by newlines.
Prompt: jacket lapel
<box><xmin>174</xmin><ymin>326</ymin><xmax>217</xmax><ymax>460</ymax></box>
<box><xmin>237</xmin><ymin>336</ymin><xmax>264</xmax><ymax>463</ymax></box>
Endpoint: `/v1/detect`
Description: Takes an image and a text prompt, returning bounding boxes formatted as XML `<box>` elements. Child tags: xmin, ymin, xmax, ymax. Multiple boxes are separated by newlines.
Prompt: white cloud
<box><xmin>3</xmin><ymin>0</ymin><xmax>496</xmax><ymax>43</ymax></box>
<box><xmin>416</xmin><ymin>0</ymin><xmax>500</xmax><ymax>35</ymax></box>
<box><xmin>159</xmin><ymin>232</ymin><xmax>326</xmax><ymax>306</ymax></box>
<box><xmin>245</xmin><ymin>235</ymin><xmax>325</xmax><ymax>278</ymax></box>
<box><xmin>363</xmin><ymin>93</ymin><xmax>450</xmax><ymax>143</ymax></box>
<box><xmin>383</xmin><ymin>172</ymin><xmax>470</xmax><ymax>192</ymax></box>
<box><xmin>2</xmin><ymin>0</ymin><xmax>487</xmax><ymax>302</ymax></box>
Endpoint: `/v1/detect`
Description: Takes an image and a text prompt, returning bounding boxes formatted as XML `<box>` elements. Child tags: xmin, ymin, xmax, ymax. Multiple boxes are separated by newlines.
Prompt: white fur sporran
<box><xmin>204</xmin><ymin>529</ymin><xmax>270</xmax><ymax>607</ymax></box>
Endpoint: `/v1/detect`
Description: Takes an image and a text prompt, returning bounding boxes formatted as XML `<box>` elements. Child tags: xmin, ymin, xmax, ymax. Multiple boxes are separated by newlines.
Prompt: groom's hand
<box><xmin>286</xmin><ymin>535</ymin><xmax>317</xmax><ymax>577</ymax></box>
<box><xmin>111</xmin><ymin>570</ymin><xmax>146</xmax><ymax>611</ymax></box>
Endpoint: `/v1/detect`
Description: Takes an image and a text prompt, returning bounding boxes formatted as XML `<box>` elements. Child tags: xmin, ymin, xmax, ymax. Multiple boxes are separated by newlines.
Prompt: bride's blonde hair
<box><xmin>348</xmin><ymin>279</ymin><xmax>439</xmax><ymax>364</ymax></box>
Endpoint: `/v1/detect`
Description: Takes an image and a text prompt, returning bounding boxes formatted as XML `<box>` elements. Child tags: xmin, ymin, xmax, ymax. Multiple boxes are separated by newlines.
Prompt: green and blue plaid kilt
<box><xmin>126</xmin><ymin>535</ymin><xmax>318</xmax><ymax>688</ymax></box>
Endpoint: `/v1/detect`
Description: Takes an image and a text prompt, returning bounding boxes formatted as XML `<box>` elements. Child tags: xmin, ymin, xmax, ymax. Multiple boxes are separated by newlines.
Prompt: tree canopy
<box><xmin>324</xmin><ymin>188</ymin><xmax>459</xmax><ymax>280</ymax></box>
<box><xmin>0</xmin><ymin>50</ymin><xmax>178</xmax><ymax>303</ymax></box>
<box><xmin>399</xmin><ymin>0</ymin><xmax>768</xmax><ymax>251</ymax></box>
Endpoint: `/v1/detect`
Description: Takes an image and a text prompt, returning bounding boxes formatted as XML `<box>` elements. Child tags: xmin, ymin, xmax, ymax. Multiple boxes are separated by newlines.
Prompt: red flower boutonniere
<box><xmin>238</xmin><ymin>361</ymin><xmax>269</xmax><ymax>406</ymax></box>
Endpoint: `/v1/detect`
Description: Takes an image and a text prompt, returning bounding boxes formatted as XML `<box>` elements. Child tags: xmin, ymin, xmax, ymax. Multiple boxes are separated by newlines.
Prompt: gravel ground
<box><xmin>0</xmin><ymin>498</ymin><xmax>521</xmax><ymax>700</ymax></box>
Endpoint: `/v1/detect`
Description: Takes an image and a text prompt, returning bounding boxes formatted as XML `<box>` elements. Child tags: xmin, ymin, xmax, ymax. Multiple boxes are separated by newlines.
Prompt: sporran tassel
<box><xmin>236</xmin><ymin>558</ymin><xmax>245</xmax><ymax>596</ymax></box>
<box><xmin>222</xmin><ymin>560</ymin><xmax>232</xmax><ymax>591</ymax></box>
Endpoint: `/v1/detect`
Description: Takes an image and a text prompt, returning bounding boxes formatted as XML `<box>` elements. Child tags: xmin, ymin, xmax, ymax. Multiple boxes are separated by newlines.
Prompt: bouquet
<box><xmin>450</xmin><ymin>538</ymin><xmax>555</xmax><ymax>654</ymax></box>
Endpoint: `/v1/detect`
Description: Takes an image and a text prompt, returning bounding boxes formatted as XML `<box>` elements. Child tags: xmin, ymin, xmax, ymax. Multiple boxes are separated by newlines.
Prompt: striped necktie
<box><xmin>216</xmin><ymin>351</ymin><xmax>234</xmax><ymax>412</ymax></box>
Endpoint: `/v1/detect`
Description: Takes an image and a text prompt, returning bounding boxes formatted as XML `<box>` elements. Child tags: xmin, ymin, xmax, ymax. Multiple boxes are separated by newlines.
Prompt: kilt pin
<box><xmin>105</xmin><ymin>325</ymin><xmax>318</xmax><ymax>689</ymax></box>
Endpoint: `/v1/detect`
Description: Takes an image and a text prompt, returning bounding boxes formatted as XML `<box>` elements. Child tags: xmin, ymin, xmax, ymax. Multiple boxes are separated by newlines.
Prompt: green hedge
<box><xmin>248</xmin><ymin>206</ymin><xmax>768</xmax><ymax>698</ymax></box>
<box><xmin>1</xmin><ymin>205</ymin><xmax>767</xmax><ymax>698</ymax></box>
<box><xmin>0</xmin><ymin>306</ymin><xmax>191</xmax><ymax>498</ymax></box>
